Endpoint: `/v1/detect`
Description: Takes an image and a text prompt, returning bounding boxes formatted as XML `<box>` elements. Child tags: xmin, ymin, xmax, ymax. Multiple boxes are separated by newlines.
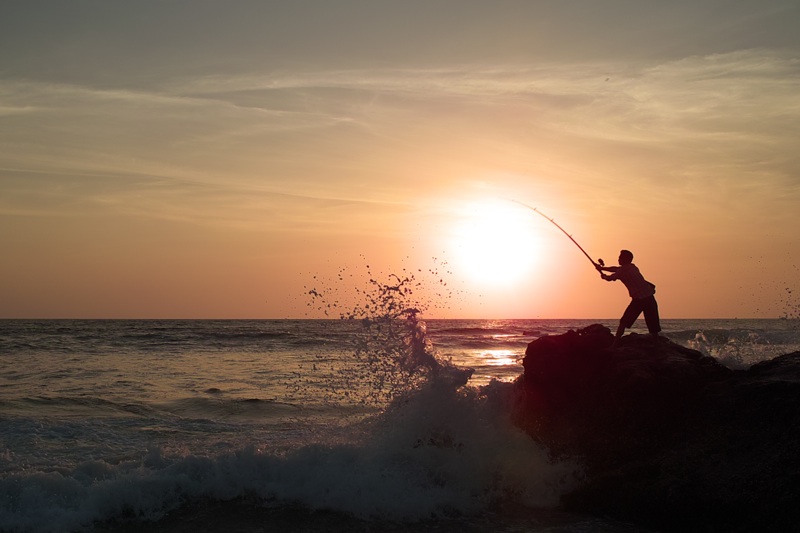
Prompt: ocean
<box><xmin>1</xmin><ymin>317</ymin><xmax>799</xmax><ymax>532</ymax></box>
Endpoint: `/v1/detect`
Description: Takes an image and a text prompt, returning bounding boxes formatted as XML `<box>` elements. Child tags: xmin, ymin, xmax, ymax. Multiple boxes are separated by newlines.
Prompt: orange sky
<box><xmin>1</xmin><ymin>1</ymin><xmax>799</xmax><ymax>319</ymax></box>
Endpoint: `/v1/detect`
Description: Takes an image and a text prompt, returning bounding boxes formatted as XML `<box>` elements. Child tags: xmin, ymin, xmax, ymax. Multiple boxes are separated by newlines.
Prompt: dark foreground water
<box><xmin>1</xmin><ymin>318</ymin><xmax>797</xmax><ymax>532</ymax></box>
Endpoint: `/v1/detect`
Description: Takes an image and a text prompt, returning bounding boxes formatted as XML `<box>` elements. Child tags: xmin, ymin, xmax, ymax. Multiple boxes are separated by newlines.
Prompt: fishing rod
<box><xmin>513</xmin><ymin>200</ymin><xmax>604</xmax><ymax>268</ymax></box>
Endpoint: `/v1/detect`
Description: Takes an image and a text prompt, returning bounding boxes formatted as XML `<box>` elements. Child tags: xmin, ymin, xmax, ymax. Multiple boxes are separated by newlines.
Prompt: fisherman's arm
<box><xmin>595</xmin><ymin>264</ymin><xmax>619</xmax><ymax>273</ymax></box>
<box><xmin>598</xmin><ymin>266</ymin><xmax>621</xmax><ymax>281</ymax></box>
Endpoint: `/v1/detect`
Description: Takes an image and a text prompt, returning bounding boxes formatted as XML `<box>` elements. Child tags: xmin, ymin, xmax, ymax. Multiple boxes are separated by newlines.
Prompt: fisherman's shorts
<box><xmin>620</xmin><ymin>295</ymin><xmax>661</xmax><ymax>334</ymax></box>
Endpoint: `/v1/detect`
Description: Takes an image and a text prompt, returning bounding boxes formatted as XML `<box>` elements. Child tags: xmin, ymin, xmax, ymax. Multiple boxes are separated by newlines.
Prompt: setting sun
<box><xmin>449</xmin><ymin>200</ymin><xmax>541</xmax><ymax>286</ymax></box>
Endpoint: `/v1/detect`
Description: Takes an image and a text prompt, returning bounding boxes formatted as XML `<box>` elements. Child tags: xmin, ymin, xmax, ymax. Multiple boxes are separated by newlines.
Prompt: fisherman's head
<box><xmin>619</xmin><ymin>250</ymin><xmax>634</xmax><ymax>265</ymax></box>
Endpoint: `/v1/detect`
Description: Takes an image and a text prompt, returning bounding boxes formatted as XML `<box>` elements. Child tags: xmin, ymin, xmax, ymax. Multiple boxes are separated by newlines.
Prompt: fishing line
<box><xmin>512</xmin><ymin>200</ymin><xmax>604</xmax><ymax>268</ymax></box>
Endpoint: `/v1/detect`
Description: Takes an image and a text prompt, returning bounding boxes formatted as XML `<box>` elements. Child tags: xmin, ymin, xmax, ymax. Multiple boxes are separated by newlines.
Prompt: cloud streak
<box><xmin>2</xmin><ymin>49</ymin><xmax>798</xmax><ymax>232</ymax></box>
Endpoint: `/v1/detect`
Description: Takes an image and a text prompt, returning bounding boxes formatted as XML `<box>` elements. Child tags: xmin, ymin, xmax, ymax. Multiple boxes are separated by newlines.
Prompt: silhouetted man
<box><xmin>596</xmin><ymin>250</ymin><xmax>661</xmax><ymax>346</ymax></box>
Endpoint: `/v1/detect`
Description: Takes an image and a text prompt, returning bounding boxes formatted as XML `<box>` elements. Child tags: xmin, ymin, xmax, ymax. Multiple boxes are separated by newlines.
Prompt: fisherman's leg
<box><xmin>643</xmin><ymin>296</ymin><xmax>661</xmax><ymax>336</ymax></box>
<box><xmin>615</xmin><ymin>300</ymin><xmax>642</xmax><ymax>346</ymax></box>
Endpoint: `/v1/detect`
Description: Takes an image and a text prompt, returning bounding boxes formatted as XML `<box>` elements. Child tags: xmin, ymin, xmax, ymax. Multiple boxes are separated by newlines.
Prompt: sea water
<box><xmin>1</xmin><ymin>318</ymin><xmax>798</xmax><ymax>532</ymax></box>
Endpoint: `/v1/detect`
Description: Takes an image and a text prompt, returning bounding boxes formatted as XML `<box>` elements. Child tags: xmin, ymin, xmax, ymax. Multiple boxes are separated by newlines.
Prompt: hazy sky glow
<box><xmin>2</xmin><ymin>0</ymin><xmax>799</xmax><ymax>318</ymax></box>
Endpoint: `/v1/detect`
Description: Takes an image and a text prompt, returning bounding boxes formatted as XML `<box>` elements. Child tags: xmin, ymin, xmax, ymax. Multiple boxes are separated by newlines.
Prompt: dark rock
<box><xmin>511</xmin><ymin>325</ymin><xmax>800</xmax><ymax>533</ymax></box>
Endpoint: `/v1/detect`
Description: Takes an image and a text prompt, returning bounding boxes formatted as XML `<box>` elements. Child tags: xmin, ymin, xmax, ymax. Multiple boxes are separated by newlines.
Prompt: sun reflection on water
<box><xmin>480</xmin><ymin>349</ymin><xmax>518</xmax><ymax>367</ymax></box>
<box><xmin>445</xmin><ymin>348</ymin><xmax>523</xmax><ymax>387</ymax></box>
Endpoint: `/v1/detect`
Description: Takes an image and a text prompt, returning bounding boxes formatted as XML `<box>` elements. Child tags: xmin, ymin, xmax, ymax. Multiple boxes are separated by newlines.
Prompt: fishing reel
<box><xmin>597</xmin><ymin>258</ymin><xmax>605</xmax><ymax>267</ymax></box>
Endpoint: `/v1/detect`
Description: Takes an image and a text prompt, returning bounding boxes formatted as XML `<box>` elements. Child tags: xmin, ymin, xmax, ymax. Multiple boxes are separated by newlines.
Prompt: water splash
<box><xmin>298</xmin><ymin>260</ymin><xmax>471</xmax><ymax>407</ymax></box>
<box><xmin>687</xmin><ymin>329</ymin><xmax>765</xmax><ymax>369</ymax></box>
<box><xmin>780</xmin><ymin>278</ymin><xmax>799</xmax><ymax>321</ymax></box>
<box><xmin>685</xmin><ymin>324</ymin><xmax>800</xmax><ymax>369</ymax></box>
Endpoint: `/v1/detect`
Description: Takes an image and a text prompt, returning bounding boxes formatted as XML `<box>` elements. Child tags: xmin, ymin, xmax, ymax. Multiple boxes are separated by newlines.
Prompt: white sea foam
<box><xmin>0</xmin><ymin>377</ymin><xmax>577</xmax><ymax>532</ymax></box>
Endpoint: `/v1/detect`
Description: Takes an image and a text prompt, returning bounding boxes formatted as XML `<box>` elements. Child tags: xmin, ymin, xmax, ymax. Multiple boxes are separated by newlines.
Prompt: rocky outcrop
<box><xmin>512</xmin><ymin>324</ymin><xmax>800</xmax><ymax>532</ymax></box>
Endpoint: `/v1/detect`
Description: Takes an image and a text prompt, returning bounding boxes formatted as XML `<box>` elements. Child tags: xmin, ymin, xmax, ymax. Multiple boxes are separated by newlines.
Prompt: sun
<box><xmin>448</xmin><ymin>200</ymin><xmax>540</xmax><ymax>286</ymax></box>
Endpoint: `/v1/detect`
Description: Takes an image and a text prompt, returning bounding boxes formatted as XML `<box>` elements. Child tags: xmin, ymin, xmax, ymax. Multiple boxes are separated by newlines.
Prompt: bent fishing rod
<box><xmin>512</xmin><ymin>200</ymin><xmax>604</xmax><ymax>268</ymax></box>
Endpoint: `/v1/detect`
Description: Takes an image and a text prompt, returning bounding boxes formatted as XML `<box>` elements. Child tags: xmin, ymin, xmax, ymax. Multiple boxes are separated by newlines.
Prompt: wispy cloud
<box><xmin>155</xmin><ymin>50</ymin><xmax>800</xmax><ymax>167</ymax></box>
<box><xmin>2</xmin><ymin>49</ymin><xmax>798</xmax><ymax>232</ymax></box>
<box><xmin>0</xmin><ymin>165</ymin><xmax>409</xmax><ymax>236</ymax></box>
